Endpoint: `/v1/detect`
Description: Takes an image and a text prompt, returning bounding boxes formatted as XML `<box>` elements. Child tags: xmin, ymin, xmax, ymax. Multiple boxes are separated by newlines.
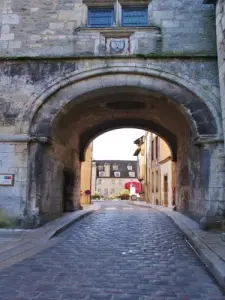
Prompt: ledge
<box><xmin>0</xmin><ymin>134</ymin><xmax>52</xmax><ymax>144</ymax></box>
<box><xmin>0</xmin><ymin>54</ymin><xmax>218</xmax><ymax>62</ymax></box>
<box><xmin>193</xmin><ymin>135</ymin><xmax>224</xmax><ymax>146</ymax></box>
<box><xmin>75</xmin><ymin>26</ymin><xmax>161</xmax><ymax>38</ymax></box>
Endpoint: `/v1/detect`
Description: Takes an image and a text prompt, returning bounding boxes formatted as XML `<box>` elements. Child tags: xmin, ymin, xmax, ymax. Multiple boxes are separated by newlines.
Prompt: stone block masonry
<box><xmin>0</xmin><ymin>0</ymin><xmax>224</xmax><ymax>228</ymax></box>
<box><xmin>0</xmin><ymin>0</ymin><xmax>217</xmax><ymax>57</ymax></box>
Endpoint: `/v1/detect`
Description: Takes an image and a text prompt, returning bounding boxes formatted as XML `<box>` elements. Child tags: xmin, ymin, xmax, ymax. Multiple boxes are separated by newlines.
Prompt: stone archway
<box><xmin>21</xmin><ymin>68</ymin><xmax>224</xmax><ymax>228</ymax></box>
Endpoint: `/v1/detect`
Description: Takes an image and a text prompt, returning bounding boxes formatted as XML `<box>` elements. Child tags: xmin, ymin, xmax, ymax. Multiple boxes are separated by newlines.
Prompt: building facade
<box><xmin>147</xmin><ymin>133</ymin><xmax>176</xmax><ymax>207</ymax></box>
<box><xmin>0</xmin><ymin>0</ymin><xmax>224</xmax><ymax>228</ymax></box>
<box><xmin>135</xmin><ymin>132</ymin><xmax>176</xmax><ymax>207</ymax></box>
<box><xmin>92</xmin><ymin>160</ymin><xmax>138</xmax><ymax>197</ymax></box>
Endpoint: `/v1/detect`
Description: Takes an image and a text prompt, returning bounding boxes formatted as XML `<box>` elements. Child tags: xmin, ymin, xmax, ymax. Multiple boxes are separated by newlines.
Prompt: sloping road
<box><xmin>0</xmin><ymin>201</ymin><xmax>224</xmax><ymax>300</ymax></box>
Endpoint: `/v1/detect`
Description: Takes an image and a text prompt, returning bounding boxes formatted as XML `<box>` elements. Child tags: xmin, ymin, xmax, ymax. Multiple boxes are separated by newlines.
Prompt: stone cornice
<box><xmin>74</xmin><ymin>26</ymin><xmax>161</xmax><ymax>38</ymax></box>
<box><xmin>83</xmin><ymin>0</ymin><xmax>151</xmax><ymax>5</ymax></box>
<box><xmin>193</xmin><ymin>135</ymin><xmax>224</xmax><ymax>146</ymax></box>
<box><xmin>0</xmin><ymin>134</ymin><xmax>52</xmax><ymax>144</ymax></box>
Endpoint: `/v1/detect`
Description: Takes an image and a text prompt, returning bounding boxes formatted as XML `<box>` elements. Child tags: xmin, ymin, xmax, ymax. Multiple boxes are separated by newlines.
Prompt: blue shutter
<box><xmin>88</xmin><ymin>8</ymin><xmax>113</xmax><ymax>28</ymax></box>
<box><xmin>122</xmin><ymin>7</ymin><xmax>148</xmax><ymax>27</ymax></box>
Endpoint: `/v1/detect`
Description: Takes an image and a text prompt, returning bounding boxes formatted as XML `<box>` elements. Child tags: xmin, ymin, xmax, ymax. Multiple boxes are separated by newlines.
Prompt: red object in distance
<box><xmin>4</xmin><ymin>176</ymin><xmax>11</xmax><ymax>180</ymax></box>
<box><xmin>85</xmin><ymin>190</ymin><xmax>91</xmax><ymax>195</ymax></box>
<box><xmin>125</xmin><ymin>181</ymin><xmax>141</xmax><ymax>193</ymax></box>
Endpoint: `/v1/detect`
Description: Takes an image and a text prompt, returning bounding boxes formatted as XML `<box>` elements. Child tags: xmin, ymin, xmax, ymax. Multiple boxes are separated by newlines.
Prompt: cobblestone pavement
<box><xmin>0</xmin><ymin>201</ymin><xmax>225</xmax><ymax>300</ymax></box>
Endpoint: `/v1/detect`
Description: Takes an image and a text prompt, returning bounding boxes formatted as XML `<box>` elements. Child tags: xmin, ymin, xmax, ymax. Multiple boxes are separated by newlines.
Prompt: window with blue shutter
<box><xmin>122</xmin><ymin>7</ymin><xmax>148</xmax><ymax>27</ymax></box>
<box><xmin>88</xmin><ymin>7</ymin><xmax>114</xmax><ymax>28</ymax></box>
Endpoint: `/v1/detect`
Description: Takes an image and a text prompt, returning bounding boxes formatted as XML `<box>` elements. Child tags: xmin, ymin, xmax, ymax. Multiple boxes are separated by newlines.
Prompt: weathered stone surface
<box><xmin>0</xmin><ymin>0</ymin><xmax>217</xmax><ymax>57</ymax></box>
<box><xmin>0</xmin><ymin>0</ymin><xmax>224</xmax><ymax>227</ymax></box>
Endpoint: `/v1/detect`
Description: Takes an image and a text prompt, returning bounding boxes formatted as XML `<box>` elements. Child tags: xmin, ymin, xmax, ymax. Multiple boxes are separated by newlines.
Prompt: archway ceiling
<box><xmin>52</xmin><ymin>87</ymin><xmax>193</xmax><ymax>162</ymax></box>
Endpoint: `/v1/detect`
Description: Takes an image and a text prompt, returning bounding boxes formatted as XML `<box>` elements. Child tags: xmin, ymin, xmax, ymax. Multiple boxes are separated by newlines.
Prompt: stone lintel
<box><xmin>119</xmin><ymin>0</ymin><xmax>151</xmax><ymax>6</ymax></box>
<box><xmin>83</xmin><ymin>0</ymin><xmax>115</xmax><ymax>7</ymax></box>
<box><xmin>193</xmin><ymin>135</ymin><xmax>224</xmax><ymax>146</ymax></box>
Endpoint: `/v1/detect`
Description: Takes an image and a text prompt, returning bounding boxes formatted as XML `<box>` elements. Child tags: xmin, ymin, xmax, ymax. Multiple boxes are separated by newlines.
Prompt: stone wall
<box><xmin>0</xmin><ymin>57</ymin><xmax>222</xmax><ymax>225</ymax></box>
<box><xmin>0</xmin><ymin>142</ymin><xmax>28</xmax><ymax>217</ymax></box>
<box><xmin>0</xmin><ymin>0</ymin><xmax>224</xmax><ymax>227</ymax></box>
<box><xmin>0</xmin><ymin>0</ymin><xmax>216</xmax><ymax>57</ymax></box>
<box><xmin>216</xmin><ymin>0</ymin><xmax>225</xmax><ymax>137</ymax></box>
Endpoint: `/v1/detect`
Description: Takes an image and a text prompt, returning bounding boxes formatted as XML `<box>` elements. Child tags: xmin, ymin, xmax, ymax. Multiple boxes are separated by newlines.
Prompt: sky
<box><xmin>92</xmin><ymin>128</ymin><xmax>145</xmax><ymax>161</ymax></box>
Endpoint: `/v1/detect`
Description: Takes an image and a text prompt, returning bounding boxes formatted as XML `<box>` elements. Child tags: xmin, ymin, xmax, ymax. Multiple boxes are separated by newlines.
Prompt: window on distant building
<box><xmin>155</xmin><ymin>136</ymin><xmax>159</xmax><ymax>160</ymax></box>
<box><xmin>129</xmin><ymin>172</ymin><xmax>135</xmax><ymax>178</ymax></box>
<box><xmin>152</xmin><ymin>172</ymin><xmax>154</xmax><ymax>192</ymax></box>
<box><xmin>104</xmin><ymin>188</ymin><xmax>108</xmax><ymax>195</ymax></box>
<box><xmin>111</xmin><ymin>188</ymin><xmax>115</xmax><ymax>194</ymax></box>
<box><xmin>98</xmin><ymin>188</ymin><xmax>101</xmax><ymax>194</ymax></box>
<box><xmin>127</xmin><ymin>164</ymin><xmax>132</xmax><ymax>171</ymax></box>
<box><xmin>98</xmin><ymin>179</ymin><xmax>102</xmax><ymax>184</ymax></box>
<box><xmin>119</xmin><ymin>179</ymin><xmax>122</xmax><ymax>185</ymax></box>
<box><xmin>113</xmin><ymin>164</ymin><xmax>118</xmax><ymax>171</ymax></box>
<box><xmin>99</xmin><ymin>171</ymin><xmax>106</xmax><ymax>177</ymax></box>
<box><xmin>88</xmin><ymin>7</ymin><xmax>114</xmax><ymax>28</ymax></box>
<box><xmin>122</xmin><ymin>6</ymin><xmax>148</xmax><ymax>27</ymax></box>
<box><xmin>156</xmin><ymin>170</ymin><xmax>159</xmax><ymax>193</ymax></box>
<box><xmin>114</xmin><ymin>172</ymin><xmax>121</xmax><ymax>177</ymax></box>
<box><xmin>151</xmin><ymin>140</ymin><xmax>154</xmax><ymax>161</ymax></box>
<box><xmin>98</xmin><ymin>165</ymin><xmax>104</xmax><ymax>171</ymax></box>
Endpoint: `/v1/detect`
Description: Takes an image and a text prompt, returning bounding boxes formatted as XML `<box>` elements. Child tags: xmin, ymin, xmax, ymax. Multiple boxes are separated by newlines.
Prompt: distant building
<box><xmin>91</xmin><ymin>160</ymin><xmax>138</xmax><ymax>197</ymax></box>
<box><xmin>134</xmin><ymin>132</ymin><xmax>176</xmax><ymax>207</ymax></box>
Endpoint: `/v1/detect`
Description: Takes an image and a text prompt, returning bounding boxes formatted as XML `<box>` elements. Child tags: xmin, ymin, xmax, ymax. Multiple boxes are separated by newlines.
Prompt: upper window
<box><xmin>122</xmin><ymin>7</ymin><xmax>148</xmax><ymax>27</ymax></box>
<box><xmin>88</xmin><ymin>7</ymin><xmax>114</xmax><ymax>28</ymax></box>
<box><xmin>113</xmin><ymin>164</ymin><xmax>118</xmax><ymax>171</ymax></box>
<box><xmin>127</xmin><ymin>164</ymin><xmax>132</xmax><ymax>171</ymax></box>
<box><xmin>98</xmin><ymin>165</ymin><xmax>104</xmax><ymax>171</ymax></box>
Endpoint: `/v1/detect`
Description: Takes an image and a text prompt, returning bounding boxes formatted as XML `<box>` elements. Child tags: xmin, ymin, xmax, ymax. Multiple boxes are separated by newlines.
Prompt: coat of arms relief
<box><xmin>106</xmin><ymin>38</ymin><xmax>129</xmax><ymax>55</ymax></box>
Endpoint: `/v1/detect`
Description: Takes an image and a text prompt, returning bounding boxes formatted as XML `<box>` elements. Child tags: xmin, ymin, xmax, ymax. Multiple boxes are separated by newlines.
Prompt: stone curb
<box><xmin>47</xmin><ymin>208</ymin><xmax>97</xmax><ymax>239</ymax></box>
<box><xmin>0</xmin><ymin>204</ymin><xmax>101</xmax><ymax>270</ymax></box>
<box><xmin>0</xmin><ymin>203</ymin><xmax>101</xmax><ymax>240</ymax></box>
<box><xmin>129</xmin><ymin>201</ymin><xmax>225</xmax><ymax>289</ymax></box>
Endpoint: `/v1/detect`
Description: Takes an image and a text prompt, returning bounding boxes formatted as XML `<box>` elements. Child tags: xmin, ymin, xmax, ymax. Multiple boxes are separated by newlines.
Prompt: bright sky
<box><xmin>92</xmin><ymin>128</ymin><xmax>145</xmax><ymax>160</ymax></box>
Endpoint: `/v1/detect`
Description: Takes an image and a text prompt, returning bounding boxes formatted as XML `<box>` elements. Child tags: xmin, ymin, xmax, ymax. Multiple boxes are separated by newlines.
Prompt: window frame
<box><xmin>121</xmin><ymin>6</ymin><xmax>148</xmax><ymax>27</ymax></box>
<box><xmin>114</xmin><ymin>171</ymin><xmax>121</xmax><ymax>178</ymax></box>
<box><xmin>88</xmin><ymin>6</ymin><xmax>114</xmax><ymax>28</ymax></box>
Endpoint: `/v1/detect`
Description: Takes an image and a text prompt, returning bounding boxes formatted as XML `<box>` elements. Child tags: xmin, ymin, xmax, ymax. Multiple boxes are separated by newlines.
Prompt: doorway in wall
<box><xmin>63</xmin><ymin>169</ymin><xmax>75</xmax><ymax>212</ymax></box>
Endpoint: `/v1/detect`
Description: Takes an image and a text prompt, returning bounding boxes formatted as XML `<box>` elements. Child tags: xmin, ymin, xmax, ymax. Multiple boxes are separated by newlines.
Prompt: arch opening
<box><xmin>26</xmin><ymin>74</ymin><xmax>220</xmax><ymax>225</ymax></box>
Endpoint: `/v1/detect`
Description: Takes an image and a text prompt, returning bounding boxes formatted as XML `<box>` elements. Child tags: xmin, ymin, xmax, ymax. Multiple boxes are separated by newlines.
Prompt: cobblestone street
<box><xmin>0</xmin><ymin>201</ymin><xmax>224</xmax><ymax>300</ymax></box>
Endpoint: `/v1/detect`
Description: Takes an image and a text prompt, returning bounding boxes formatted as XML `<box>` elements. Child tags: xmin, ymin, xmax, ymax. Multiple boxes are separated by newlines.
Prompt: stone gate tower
<box><xmin>0</xmin><ymin>0</ymin><xmax>225</xmax><ymax>228</ymax></box>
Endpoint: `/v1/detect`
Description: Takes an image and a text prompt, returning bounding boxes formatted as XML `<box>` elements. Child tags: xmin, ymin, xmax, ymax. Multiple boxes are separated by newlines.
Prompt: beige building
<box><xmin>135</xmin><ymin>132</ymin><xmax>176</xmax><ymax>207</ymax></box>
<box><xmin>80</xmin><ymin>144</ymin><xmax>93</xmax><ymax>205</ymax></box>
<box><xmin>133</xmin><ymin>136</ymin><xmax>147</xmax><ymax>198</ymax></box>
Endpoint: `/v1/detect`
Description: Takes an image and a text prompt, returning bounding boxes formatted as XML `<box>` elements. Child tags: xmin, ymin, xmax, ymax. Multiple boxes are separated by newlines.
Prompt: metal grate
<box><xmin>122</xmin><ymin>7</ymin><xmax>148</xmax><ymax>27</ymax></box>
<box><xmin>88</xmin><ymin>7</ymin><xmax>114</xmax><ymax>28</ymax></box>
